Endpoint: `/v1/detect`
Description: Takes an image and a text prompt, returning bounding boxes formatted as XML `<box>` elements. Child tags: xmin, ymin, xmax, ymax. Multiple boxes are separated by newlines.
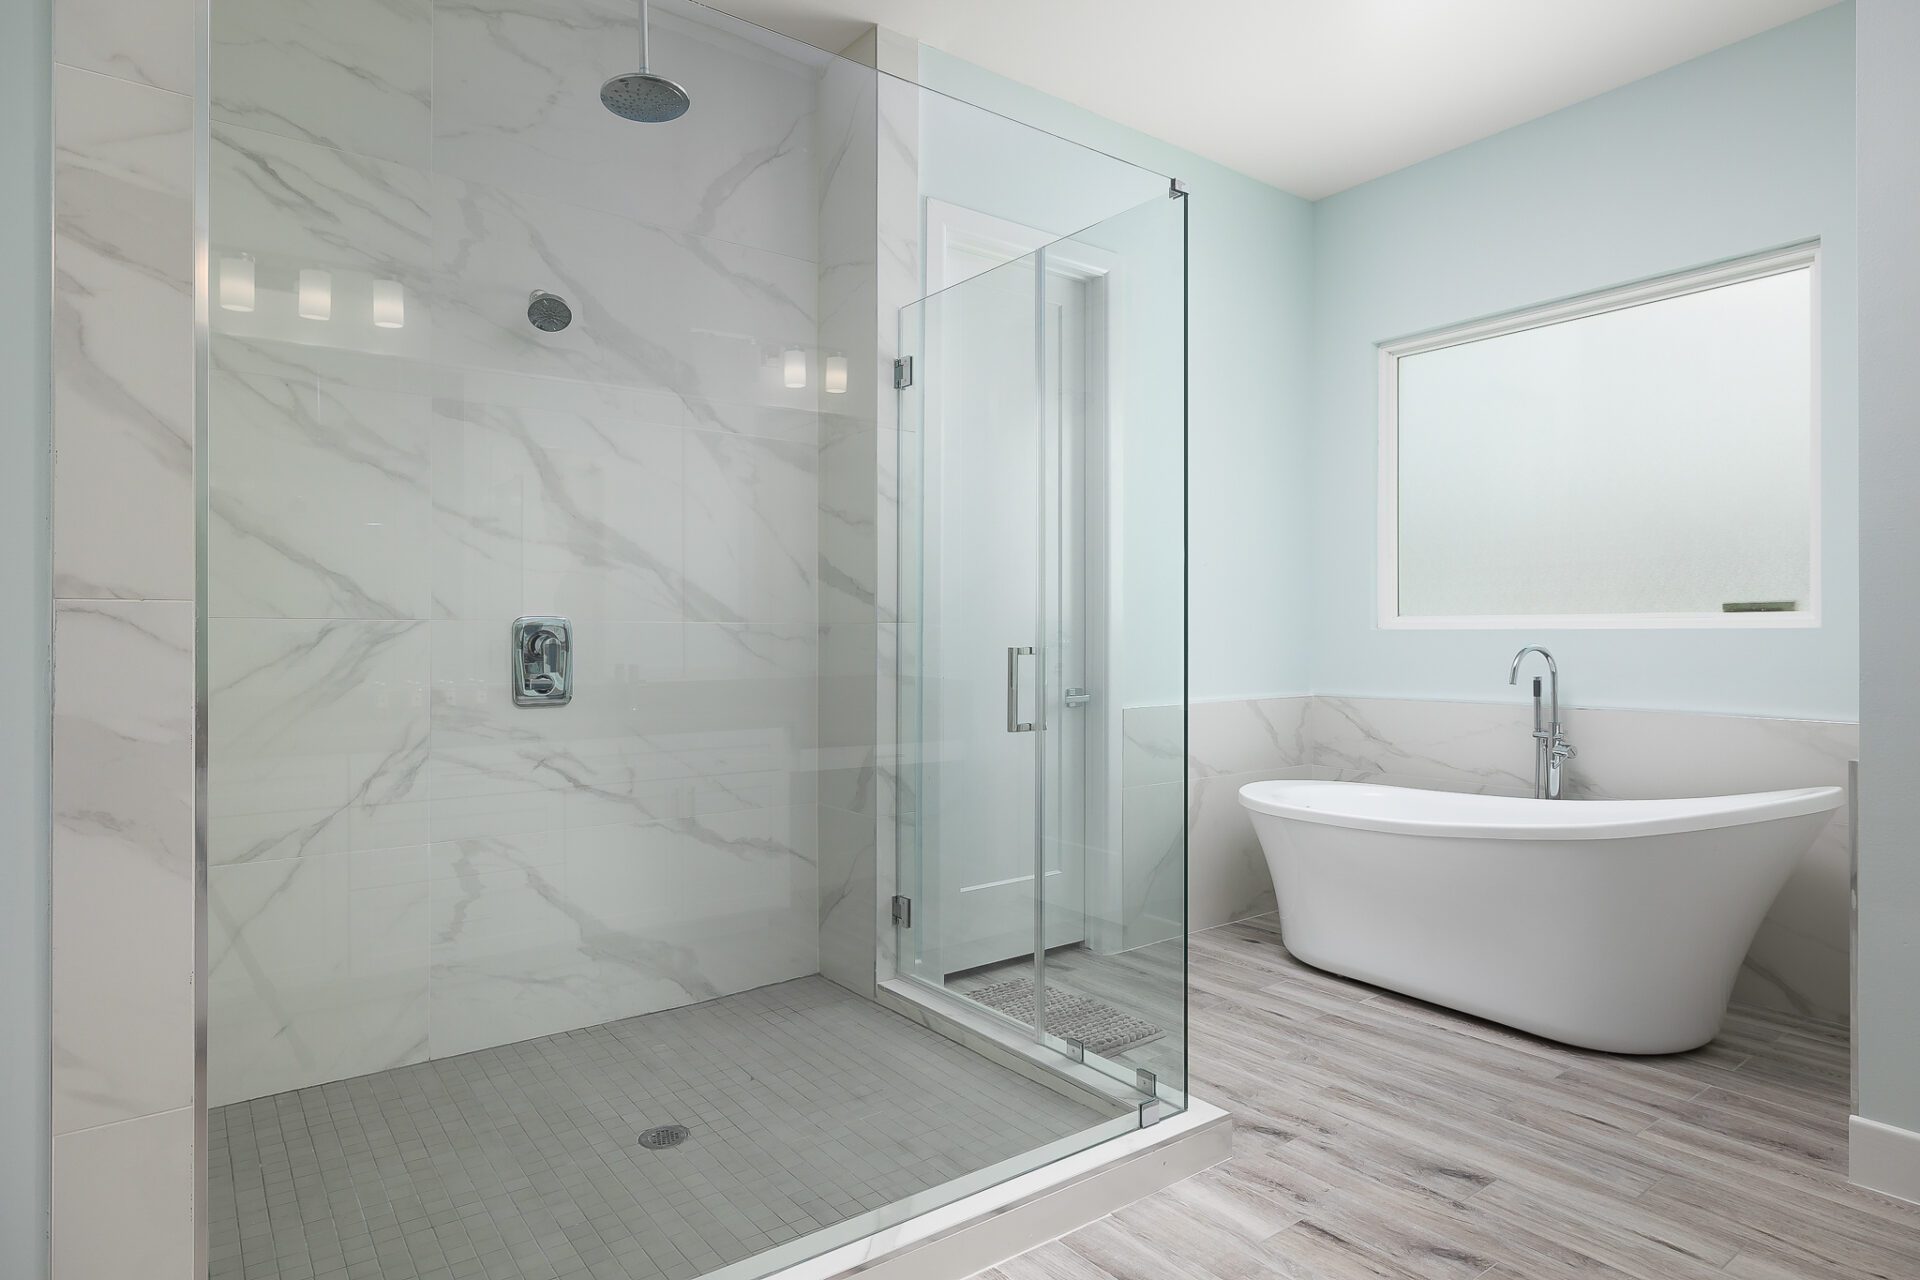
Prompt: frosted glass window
<box><xmin>1385</xmin><ymin>252</ymin><xmax>1816</xmax><ymax>624</ymax></box>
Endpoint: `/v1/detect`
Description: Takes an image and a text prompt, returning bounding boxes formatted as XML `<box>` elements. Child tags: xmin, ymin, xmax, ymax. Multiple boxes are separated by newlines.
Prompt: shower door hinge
<box><xmin>891</xmin><ymin>895</ymin><xmax>912</xmax><ymax>927</ymax></box>
<box><xmin>893</xmin><ymin>356</ymin><xmax>913</xmax><ymax>389</ymax></box>
<box><xmin>1168</xmin><ymin>178</ymin><xmax>1188</xmax><ymax>198</ymax></box>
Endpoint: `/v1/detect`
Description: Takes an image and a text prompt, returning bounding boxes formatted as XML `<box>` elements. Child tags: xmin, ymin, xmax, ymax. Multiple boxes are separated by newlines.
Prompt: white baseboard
<box><xmin>1850</xmin><ymin>1115</ymin><xmax>1920</xmax><ymax>1205</ymax></box>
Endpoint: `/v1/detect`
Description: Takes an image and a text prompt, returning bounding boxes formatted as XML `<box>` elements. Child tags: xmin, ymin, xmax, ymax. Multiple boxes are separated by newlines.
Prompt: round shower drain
<box><xmin>637</xmin><ymin>1124</ymin><xmax>690</xmax><ymax>1150</ymax></box>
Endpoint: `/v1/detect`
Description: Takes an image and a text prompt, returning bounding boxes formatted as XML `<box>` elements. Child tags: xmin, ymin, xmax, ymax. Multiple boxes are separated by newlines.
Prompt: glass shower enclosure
<box><xmin>196</xmin><ymin>0</ymin><xmax>1187</xmax><ymax>1275</ymax></box>
<box><xmin>894</xmin><ymin>193</ymin><xmax>1189</xmax><ymax>1113</ymax></box>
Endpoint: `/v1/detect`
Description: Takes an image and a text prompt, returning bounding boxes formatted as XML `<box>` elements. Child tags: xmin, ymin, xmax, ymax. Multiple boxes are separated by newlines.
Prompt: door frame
<box><xmin>921</xmin><ymin>198</ymin><xmax>1128</xmax><ymax>960</ymax></box>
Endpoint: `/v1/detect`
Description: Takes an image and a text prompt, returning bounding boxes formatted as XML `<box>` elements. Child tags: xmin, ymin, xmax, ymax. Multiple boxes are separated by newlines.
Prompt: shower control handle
<box><xmin>513</xmin><ymin>616</ymin><xmax>573</xmax><ymax>706</ymax></box>
<box><xmin>1007</xmin><ymin>646</ymin><xmax>1038</xmax><ymax>734</ymax></box>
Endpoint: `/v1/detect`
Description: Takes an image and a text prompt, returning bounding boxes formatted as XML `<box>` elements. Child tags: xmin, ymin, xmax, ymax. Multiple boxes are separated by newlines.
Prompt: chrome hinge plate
<box><xmin>892</xmin><ymin>356</ymin><xmax>913</xmax><ymax>389</ymax></box>
<box><xmin>891</xmin><ymin>895</ymin><xmax>912</xmax><ymax>927</ymax></box>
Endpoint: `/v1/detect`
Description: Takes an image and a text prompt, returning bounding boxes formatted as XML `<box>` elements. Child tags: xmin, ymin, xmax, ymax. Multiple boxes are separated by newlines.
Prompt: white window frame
<box><xmin>1376</xmin><ymin>241</ymin><xmax>1823</xmax><ymax>631</ymax></box>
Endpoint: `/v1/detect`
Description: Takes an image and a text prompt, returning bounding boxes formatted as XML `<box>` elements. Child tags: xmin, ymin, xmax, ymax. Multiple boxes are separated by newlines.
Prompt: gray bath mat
<box><xmin>966</xmin><ymin>978</ymin><xmax>1163</xmax><ymax>1057</ymax></box>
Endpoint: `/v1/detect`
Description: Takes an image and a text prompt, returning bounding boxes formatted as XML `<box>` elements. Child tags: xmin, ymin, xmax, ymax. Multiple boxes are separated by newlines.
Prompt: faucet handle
<box><xmin>1552</xmin><ymin>739</ymin><xmax>1577</xmax><ymax>761</ymax></box>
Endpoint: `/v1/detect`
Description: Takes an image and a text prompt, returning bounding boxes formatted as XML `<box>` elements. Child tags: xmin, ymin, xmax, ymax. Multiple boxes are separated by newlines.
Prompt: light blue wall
<box><xmin>1308</xmin><ymin>5</ymin><xmax>1858</xmax><ymax>719</ymax></box>
<box><xmin>1</xmin><ymin>0</ymin><xmax>52</xmax><ymax>1272</ymax></box>
<box><xmin>917</xmin><ymin>51</ymin><xmax>1318</xmax><ymax>705</ymax></box>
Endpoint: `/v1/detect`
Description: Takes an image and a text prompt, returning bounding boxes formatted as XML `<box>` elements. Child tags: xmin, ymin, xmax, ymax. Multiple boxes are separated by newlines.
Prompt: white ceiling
<box><xmin>715</xmin><ymin>0</ymin><xmax>1842</xmax><ymax>199</ymax></box>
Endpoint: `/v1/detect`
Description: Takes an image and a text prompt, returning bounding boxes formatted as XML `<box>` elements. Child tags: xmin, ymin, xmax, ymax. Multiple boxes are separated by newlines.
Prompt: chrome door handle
<box><xmin>1007</xmin><ymin>646</ymin><xmax>1037</xmax><ymax>733</ymax></box>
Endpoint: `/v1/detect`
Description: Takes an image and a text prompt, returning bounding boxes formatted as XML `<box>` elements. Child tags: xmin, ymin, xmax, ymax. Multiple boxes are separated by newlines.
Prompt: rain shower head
<box><xmin>603</xmin><ymin>0</ymin><xmax>689</xmax><ymax>123</ymax></box>
<box><xmin>601</xmin><ymin>72</ymin><xmax>690</xmax><ymax>123</ymax></box>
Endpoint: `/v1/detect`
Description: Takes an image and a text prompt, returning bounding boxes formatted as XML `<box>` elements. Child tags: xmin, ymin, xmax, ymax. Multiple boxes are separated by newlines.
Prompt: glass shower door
<box><xmin>897</xmin><ymin>191</ymin><xmax>1189</xmax><ymax>1105</ymax></box>
<box><xmin>897</xmin><ymin>249</ymin><xmax>1052</xmax><ymax>1004</ymax></box>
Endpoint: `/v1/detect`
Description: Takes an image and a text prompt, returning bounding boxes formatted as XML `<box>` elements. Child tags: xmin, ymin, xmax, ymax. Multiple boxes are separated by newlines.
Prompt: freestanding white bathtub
<box><xmin>1239</xmin><ymin>779</ymin><xmax>1844</xmax><ymax>1054</ymax></box>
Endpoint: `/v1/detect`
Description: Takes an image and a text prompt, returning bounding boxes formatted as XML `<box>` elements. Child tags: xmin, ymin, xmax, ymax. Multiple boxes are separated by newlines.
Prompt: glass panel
<box><xmin>201</xmin><ymin>0</ymin><xmax>1184</xmax><ymax>1269</ymax></box>
<box><xmin>896</xmin><ymin>192</ymin><xmax>1188</xmax><ymax>1111</ymax></box>
<box><xmin>896</xmin><ymin>248</ymin><xmax>1046</xmax><ymax>1001</ymax></box>
<box><xmin>1040</xmin><ymin>196</ymin><xmax>1190</xmax><ymax>1108</ymax></box>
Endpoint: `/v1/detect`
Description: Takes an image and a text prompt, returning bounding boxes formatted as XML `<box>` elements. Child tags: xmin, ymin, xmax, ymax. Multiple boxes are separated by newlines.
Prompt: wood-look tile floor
<box><xmin>978</xmin><ymin>914</ymin><xmax>1920</xmax><ymax>1280</ymax></box>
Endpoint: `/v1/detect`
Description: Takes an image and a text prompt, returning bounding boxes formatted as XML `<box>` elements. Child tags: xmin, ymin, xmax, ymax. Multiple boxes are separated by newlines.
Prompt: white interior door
<box><xmin>913</xmin><ymin>229</ymin><xmax>1098</xmax><ymax>978</ymax></box>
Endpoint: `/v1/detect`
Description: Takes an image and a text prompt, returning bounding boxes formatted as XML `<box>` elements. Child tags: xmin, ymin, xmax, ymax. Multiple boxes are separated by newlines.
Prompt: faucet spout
<box><xmin>1507</xmin><ymin>646</ymin><xmax>1572</xmax><ymax>799</ymax></box>
<box><xmin>1508</xmin><ymin>645</ymin><xmax>1559</xmax><ymax>727</ymax></box>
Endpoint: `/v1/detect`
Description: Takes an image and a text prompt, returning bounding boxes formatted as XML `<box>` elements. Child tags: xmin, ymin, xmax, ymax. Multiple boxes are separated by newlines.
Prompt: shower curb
<box><xmin>714</xmin><ymin>1098</ymin><xmax>1232</xmax><ymax>1280</ymax></box>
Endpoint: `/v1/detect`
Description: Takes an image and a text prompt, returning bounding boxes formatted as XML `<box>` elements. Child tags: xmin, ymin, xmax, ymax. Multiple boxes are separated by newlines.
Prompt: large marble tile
<box><xmin>428</xmin><ymin>173</ymin><xmax>817</xmax><ymax>419</ymax></box>
<box><xmin>430</xmin><ymin>619</ymin><xmax>814</xmax><ymax>836</ymax></box>
<box><xmin>432</xmin><ymin>396</ymin><xmax>682</xmax><ymax>621</ymax></box>
<box><xmin>54</xmin><ymin>0</ymin><xmax>196</xmax><ymax>94</ymax></box>
<box><xmin>432</xmin><ymin>0</ymin><xmax>822</xmax><ymax>260</ymax></box>
<box><xmin>1188</xmin><ymin>765</ymin><xmax>1319</xmax><ymax>932</ymax></box>
<box><xmin>208</xmin><ymin>618</ymin><xmax>431</xmax><ymax>865</ymax></box>
<box><xmin>426</xmin><ymin>830</ymin><xmax>597</xmax><ymax>1054</ymax></box>
<box><xmin>212</xmin><ymin>0</ymin><xmax>433</xmax><ymax>167</ymax></box>
<box><xmin>1188</xmin><ymin>695</ymin><xmax>1312</xmax><ymax>779</ymax></box>
<box><xmin>683</xmin><ymin>428</ymin><xmax>819</xmax><ymax>626</ymax></box>
<box><xmin>209</xmin><ymin>121</ymin><xmax>434</xmax><ymax>362</ymax></box>
<box><xmin>429</xmin><ymin>809</ymin><xmax>817</xmax><ymax>1057</ymax></box>
<box><xmin>209</xmin><ymin>847</ymin><xmax>431</xmax><ymax>1104</ymax></box>
<box><xmin>52</xmin><ymin>1107</ymin><xmax>195</xmax><ymax>1280</ymax></box>
<box><xmin>817</xmin><ymin>422</ymin><xmax>879</xmax><ymax>631</ymax></box>
<box><xmin>209</xmin><ymin>358</ymin><xmax>433</xmax><ymax>620</ymax></box>
<box><xmin>1307</xmin><ymin>694</ymin><xmax>1537</xmax><ymax>794</ymax></box>
<box><xmin>1118</xmin><ymin>779</ymin><xmax>1184</xmax><ymax>950</ymax></box>
<box><xmin>1121</xmin><ymin>703</ymin><xmax>1185</xmax><ymax>790</ymax></box>
<box><xmin>50</xmin><ymin>602</ymin><xmax>194</xmax><ymax>1135</ymax></box>
<box><xmin>52</xmin><ymin>68</ymin><xmax>194</xmax><ymax>602</ymax></box>
<box><xmin>818</xmin><ymin>802</ymin><xmax>877</xmax><ymax>997</ymax></box>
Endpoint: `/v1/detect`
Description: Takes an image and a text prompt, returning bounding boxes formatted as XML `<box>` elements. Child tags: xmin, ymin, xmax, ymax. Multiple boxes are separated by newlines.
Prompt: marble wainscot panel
<box><xmin>1173</xmin><ymin>694</ymin><xmax>1857</xmax><ymax>1024</ymax></box>
<box><xmin>1158</xmin><ymin>697</ymin><xmax>1314</xmax><ymax>938</ymax></box>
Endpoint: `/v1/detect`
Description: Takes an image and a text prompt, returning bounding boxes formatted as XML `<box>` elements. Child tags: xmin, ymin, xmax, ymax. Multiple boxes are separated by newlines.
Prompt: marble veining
<box><xmin>212</xmin><ymin>0</ymin><xmax>434</xmax><ymax>168</ymax></box>
<box><xmin>52</xmin><ymin>68</ymin><xmax>195</xmax><ymax>602</ymax></box>
<box><xmin>431</xmin><ymin>0</ymin><xmax>822</xmax><ymax>261</ymax></box>
<box><xmin>199</xmin><ymin>0</ymin><xmax>850</xmax><ymax>1112</ymax></box>
<box><xmin>50</xmin><ymin>601</ymin><xmax>196</xmax><ymax>1135</ymax></box>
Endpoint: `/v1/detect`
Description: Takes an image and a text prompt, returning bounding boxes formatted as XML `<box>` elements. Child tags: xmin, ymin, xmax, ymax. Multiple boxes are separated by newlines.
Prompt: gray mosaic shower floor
<box><xmin>207</xmin><ymin>978</ymin><xmax>1120</xmax><ymax>1280</ymax></box>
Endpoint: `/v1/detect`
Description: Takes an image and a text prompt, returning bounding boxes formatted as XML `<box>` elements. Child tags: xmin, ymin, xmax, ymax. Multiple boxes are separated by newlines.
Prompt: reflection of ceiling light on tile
<box><xmin>372</xmin><ymin>279</ymin><xmax>405</xmax><ymax>329</ymax></box>
<box><xmin>783</xmin><ymin>346</ymin><xmax>807</xmax><ymax>390</ymax></box>
<box><xmin>298</xmin><ymin>268</ymin><xmax>332</xmax><ymax>321</ymax></box>
<box><xmin>825</xmin><ymin>354</ymin><xmax>848</xmax><ymax>395</ymax></box>
<box><xmin>219</xmin><ymin>253</ymin><xmax>255</xmax><ymax>312</ymax></box>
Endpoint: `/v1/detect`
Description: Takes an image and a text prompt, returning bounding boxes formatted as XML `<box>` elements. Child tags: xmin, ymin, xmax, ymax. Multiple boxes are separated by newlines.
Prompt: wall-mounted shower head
<box><xmin>528</xmin><ymin>291</ymin><xmax>572</xmax><ymax>332</ymax></box>
<box><xmin>603</xmin><ymin>0</ymin><xmax>689</xmax><ymax>123</ymax></box>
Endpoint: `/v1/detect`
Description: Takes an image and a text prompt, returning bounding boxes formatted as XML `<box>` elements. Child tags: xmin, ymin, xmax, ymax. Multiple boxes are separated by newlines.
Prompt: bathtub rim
<box><xmin>1238</xmin><ymin>779</ymin><xmax>1844</xmax><ymax>841</ymax></box>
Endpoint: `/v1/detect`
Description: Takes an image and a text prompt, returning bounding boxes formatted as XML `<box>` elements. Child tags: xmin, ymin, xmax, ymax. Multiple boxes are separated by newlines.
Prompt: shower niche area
<box><xmin>200</xmin><ymin>2</ymin><xmax>1197</xmax><ymax>1277</ymax></box>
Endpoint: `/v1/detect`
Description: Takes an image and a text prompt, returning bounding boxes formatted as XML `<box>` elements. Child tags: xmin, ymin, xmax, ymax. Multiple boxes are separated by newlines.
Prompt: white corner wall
<box><xmin>1853</xmin><ymin>0</ymin><xmax>1920</xmax><ymax>1203</ymax></box>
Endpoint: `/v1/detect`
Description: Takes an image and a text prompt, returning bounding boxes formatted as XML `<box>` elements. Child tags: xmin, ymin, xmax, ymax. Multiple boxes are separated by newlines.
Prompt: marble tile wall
<box><xmin>48</xmin><ymin>0</ymin><xmax>201</xmax><ymax>1273</ymax></box>
<box><xmin>200</xmin><ymin>0</ymin><xmax>845</xmax><ymax>1106</ymax></box>
<box><xmin>1146</xmin><ymin>693</ymin><xmax>1857</xmax><ymax>1023</ymax></box>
